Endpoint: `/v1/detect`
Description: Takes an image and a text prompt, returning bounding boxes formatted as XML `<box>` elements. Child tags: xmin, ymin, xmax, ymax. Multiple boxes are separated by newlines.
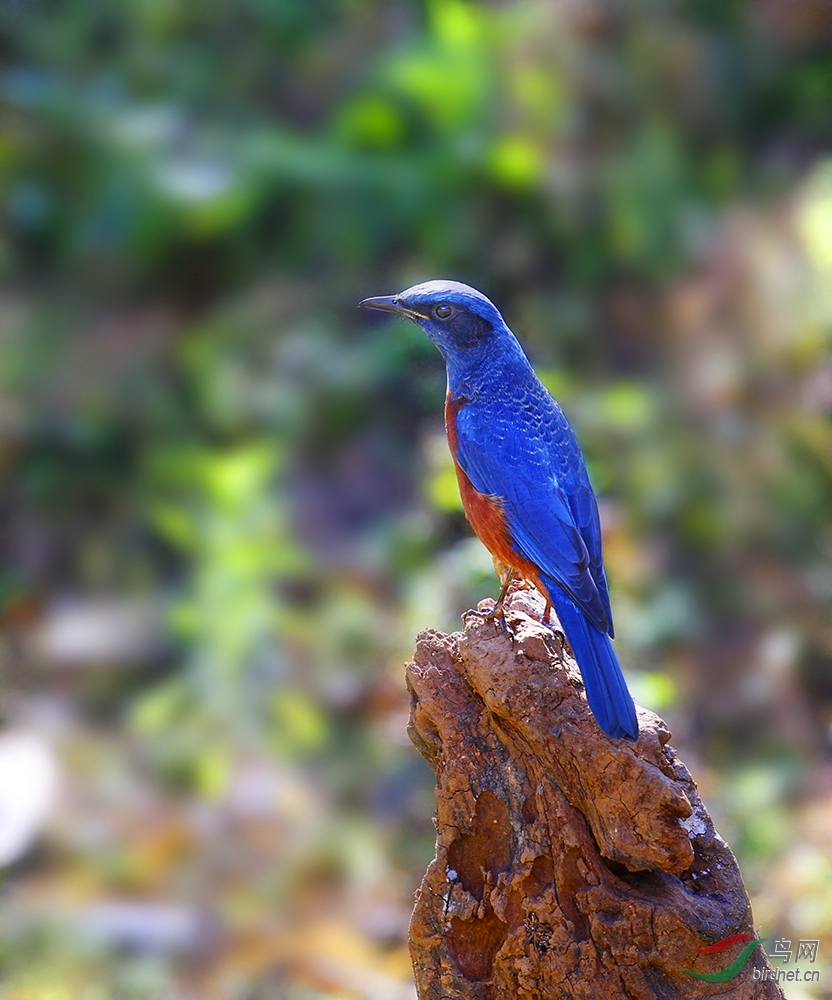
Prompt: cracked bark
<box><xmin>406</xmin><ymin>585</ymin><xmax>785</xmax><ymax>1000</ymax></box>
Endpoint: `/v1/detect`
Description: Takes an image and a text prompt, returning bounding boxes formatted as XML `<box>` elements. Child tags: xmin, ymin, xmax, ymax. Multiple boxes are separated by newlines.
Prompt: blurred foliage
<box><xmin>0</xmin><ymin>0</ymin><xmax>831</xmax><ymax>997</ymax></box>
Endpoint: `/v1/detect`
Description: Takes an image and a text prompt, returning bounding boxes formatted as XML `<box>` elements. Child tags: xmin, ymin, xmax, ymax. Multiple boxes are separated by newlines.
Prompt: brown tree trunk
<box><xmin>405</xmin><ymin>585</ymin><xmax>785</xmax><ymax>1000</ymax></box>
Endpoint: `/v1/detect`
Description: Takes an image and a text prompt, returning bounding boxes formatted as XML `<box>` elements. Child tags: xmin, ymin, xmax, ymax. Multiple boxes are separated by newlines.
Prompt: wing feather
<box><xmin>455</xmin><ymin>400</ymin><xmax>613</xmax><ymax>635</ymax></box>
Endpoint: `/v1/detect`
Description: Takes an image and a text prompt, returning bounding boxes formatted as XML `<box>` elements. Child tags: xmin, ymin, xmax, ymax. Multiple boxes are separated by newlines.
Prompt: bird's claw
<box><xmin>463</xmin><ymin>605</ymin><xmax>515</xmax><ymax>642</ymax></box>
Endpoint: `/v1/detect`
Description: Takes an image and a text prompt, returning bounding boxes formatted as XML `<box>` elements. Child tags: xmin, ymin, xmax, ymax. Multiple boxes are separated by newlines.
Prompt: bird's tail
<box><xmin>543</xmin><ymin>580</ymin><xmax>639</xmax><ymax>741</ymax></box>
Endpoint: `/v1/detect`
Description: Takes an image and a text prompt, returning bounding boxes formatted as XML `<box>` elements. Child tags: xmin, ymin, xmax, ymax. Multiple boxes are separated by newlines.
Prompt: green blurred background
<box><xmin>0</xmin><ymin>0</ymin><xmax>831</xmax><ymax>997</ymax></box>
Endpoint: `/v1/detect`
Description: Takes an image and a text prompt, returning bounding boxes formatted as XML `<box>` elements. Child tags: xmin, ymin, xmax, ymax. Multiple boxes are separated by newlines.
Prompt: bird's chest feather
<box><xmin>444</xmin><ymin>391</ymin><xmax>535</xmax><ymax>574</ymax></box>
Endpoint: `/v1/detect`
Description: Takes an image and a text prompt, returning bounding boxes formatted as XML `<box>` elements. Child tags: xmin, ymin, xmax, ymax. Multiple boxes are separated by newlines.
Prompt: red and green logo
<box><xmin>680</xmin><ymin>934</ymin><xmax>766</xmax><ymax>982</ymax></box>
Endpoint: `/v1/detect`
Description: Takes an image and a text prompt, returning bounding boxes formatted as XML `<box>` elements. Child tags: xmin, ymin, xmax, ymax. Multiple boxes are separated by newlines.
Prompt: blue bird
<box><xmin>360</xmin><ymin>280</ymin><xmax>639</xmax><ymax>741</ymax></box>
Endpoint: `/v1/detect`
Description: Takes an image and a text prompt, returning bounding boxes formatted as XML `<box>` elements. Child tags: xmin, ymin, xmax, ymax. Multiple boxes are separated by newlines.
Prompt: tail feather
<box><xmin>544</xmin><ymin>581</ymin><xmax>638</xmax><ymax>741</ymax></box>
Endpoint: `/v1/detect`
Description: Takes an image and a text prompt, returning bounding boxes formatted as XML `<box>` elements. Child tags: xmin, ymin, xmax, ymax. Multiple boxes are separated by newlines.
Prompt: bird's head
<box><xmin>359</xmin><ymin>280</ymin><xmax>511</xmax><ymax>377</ymax></box>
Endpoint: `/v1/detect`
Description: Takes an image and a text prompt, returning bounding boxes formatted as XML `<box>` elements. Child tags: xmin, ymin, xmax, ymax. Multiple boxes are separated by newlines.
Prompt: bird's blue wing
<box><xmin>455</xmin><ymin>402</ymin><xmax>613</xmax><ymax>636</ymax></box>
<box><xmin>554</xmin><ymin>437</ymin><xmax>614</xmax><ymax>637</ymax></box>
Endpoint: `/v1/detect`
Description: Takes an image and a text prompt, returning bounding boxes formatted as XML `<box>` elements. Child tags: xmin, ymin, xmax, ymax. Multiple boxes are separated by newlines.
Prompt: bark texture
<box><xmin>406</xmin><ymin>585</ymin><xmax>784</xmax><ymax>1000</ymax></box>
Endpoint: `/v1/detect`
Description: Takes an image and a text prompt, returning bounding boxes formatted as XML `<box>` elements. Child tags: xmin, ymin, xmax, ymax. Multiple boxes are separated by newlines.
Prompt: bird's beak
<box><xmin>358</xmin><ymin>295</ymin><xmax>428</xmax><ymax>321</ymax></box>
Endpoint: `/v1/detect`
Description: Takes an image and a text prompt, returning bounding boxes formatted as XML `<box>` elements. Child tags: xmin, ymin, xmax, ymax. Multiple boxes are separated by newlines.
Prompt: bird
<box><xmin>359</xmin><ymin>280</ymin><xmax>639</xmax><ymax>741</ymax></box>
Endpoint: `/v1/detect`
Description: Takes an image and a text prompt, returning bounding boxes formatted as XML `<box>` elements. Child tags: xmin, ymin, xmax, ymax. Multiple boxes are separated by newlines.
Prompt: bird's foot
<box><xmin>463</xmin><ymin>602</ymin><xmax>515</xmax><ymax>640</ymax></box>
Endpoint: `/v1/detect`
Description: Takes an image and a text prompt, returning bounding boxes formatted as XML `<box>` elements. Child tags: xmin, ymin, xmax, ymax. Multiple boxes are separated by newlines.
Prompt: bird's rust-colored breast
<box><xmin>444</xmin><ymin>392</ymin><xmax>543</xmax><ymax>587</ymax></box>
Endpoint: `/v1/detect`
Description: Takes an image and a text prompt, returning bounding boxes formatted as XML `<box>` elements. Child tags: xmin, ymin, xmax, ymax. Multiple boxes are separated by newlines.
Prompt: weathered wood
<box><xmin>406</xmin><ymin>585</ymin><xmax>784</xmax><ymax>1000</ymax></box>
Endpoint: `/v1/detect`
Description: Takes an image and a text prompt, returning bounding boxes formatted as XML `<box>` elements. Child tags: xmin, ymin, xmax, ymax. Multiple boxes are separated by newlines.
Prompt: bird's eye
<box><xmin>433</xmin><ymin>303</ymin><xmax>454</xmax><ymax>320</ymax></box>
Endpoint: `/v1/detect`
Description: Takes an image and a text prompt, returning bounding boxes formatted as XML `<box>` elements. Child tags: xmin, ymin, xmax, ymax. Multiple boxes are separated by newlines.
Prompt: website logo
<box><xmin>680</xmin><ymin>935</ymin><xmax>822</xmax><ymax>985</ymax></box>
<box><xmin>679</xmin><ymin>934</ymin><xmax>765</xmax><ymax>982</ymax></box>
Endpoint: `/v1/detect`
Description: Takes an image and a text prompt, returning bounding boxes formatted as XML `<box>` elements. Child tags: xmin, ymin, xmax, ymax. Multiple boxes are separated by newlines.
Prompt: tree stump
<box><xmin>405</xmin><ymin>585</ymin><xmax>785</xmax><ymax>999</ymax></box>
